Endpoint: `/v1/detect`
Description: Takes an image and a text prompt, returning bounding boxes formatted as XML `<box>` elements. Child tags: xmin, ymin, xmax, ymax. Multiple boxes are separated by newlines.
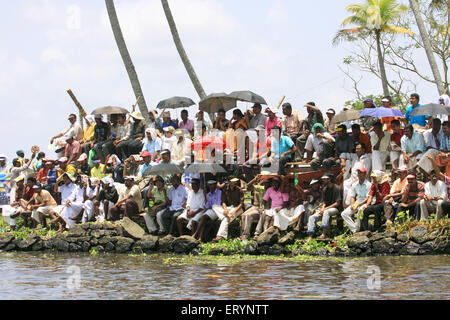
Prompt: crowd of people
<box><xmin>0</xmin><ymin>92</ymin><xmax>449</xmax><ymax>242</ymax></box>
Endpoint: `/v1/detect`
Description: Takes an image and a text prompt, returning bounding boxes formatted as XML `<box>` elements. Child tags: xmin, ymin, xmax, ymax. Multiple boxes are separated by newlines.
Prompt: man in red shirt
<box><xmin>64</xmin><ymin>134</ymin><xmax>81</xmax><ymax>165</ymax></box>
<box><xmin>361</xmin><ymin>171</ymin><xmax>390</xmax><ymax>231</ymax></box>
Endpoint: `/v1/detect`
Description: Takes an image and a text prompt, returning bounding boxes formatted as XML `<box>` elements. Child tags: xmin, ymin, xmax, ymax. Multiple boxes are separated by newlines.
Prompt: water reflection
<box><xmin>0</xmin><ymin>252</ymin><xmax>448</xmax><ymax>300</ymax></box>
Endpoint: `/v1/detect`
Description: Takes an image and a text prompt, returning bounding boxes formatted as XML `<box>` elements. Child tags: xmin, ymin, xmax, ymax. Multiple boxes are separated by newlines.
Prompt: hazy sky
<box><xmin>0</xmin><ymin>0</ymin><xmax>441</xmax><ymax>162</ymax></box>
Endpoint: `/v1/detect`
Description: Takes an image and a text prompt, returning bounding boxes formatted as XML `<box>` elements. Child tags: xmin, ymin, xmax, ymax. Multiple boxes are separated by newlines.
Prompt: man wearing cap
<box><xmin>90</xmin><ymin>114</ymin><xmax>110</xmax><ymax>163</ymax></box>
<box><xmin>395</xmin><ymin>174</ymin><xmax>424</xmax><ymax>223</ymax></box>
<box><xmin>142</xmin><ymin>128</ymin><xmax>162</xmax><ymax>162</ymax></box>
<box><xmin>161</xmin><ymin>111</ymin><xmax>178</xmax><ymax>131</ymax></box>
<box><xmin>75</xmin><ymin>153</ymin><xmax>90</xmax><ymax>176</ymax></box>
<box><xmin>245</xmin><ymin>103</ymin><xmax>267</xmax><ymax>129</ymax></box>
<box><xmin>116</xmin><ymin>111</ymin><xmax>146</xmax><ymax>160</ymax></box>
<box><xmin>335</xmin><ymin>124</ymin><xmax>355</xmax><ymax>159</ymax></box>
<box><xmin>29</xmin><ymin>184</ymin><xmax>57</xmax><ymax>228</ymax></box>
<box><xmin>383</xmin><ymin>166</ymin><xmax>409</xmax><ymax>225</ymax></box>
<box><xmin>201</xmin><ymin>177</ymin><xmax>243</xmax><ymax>241</ymax></box>
<box><xmin>324</xmin><ymin>108</ymin><xmax>338</xmax><ymax>134</ymax></box>
<box><xmin>418</xmin><ymin>170</ymin><xmax>447</xmax><ymax>221</ymax></box>
<box><xmin>307</xmin><ymin>173</ymin><xmax>342</xmax><ymax>240</ymax></box>
<box><xmin>90</xmin><ymin>159</ymin><xmax>108</xmax><ymax>179</ymax></box>
<box><xmin>294</xmin><ymin>178</ymin><xmax>323</xmax><ymax>233</ymax></box>
<box><xmin>172</xmin><ymin>129</ymin><xmax>192</xmax><ymax>165</ymax></box>
<box><xmin>254</xmin><ymin>176</ymin><xmax>289</xmax><ymax>237</ymax></box>
<box><xmin>64</xmin><ymin>133</ymin><xmax>81</xmax><ymax>165</ymax></box>
<box><xmin>50</xmin><ymin>114</ymin><xmax>83</xmax><ymax>147</ymax></box>
<box><xmin>265</xmin><ymin>107</ymin><xmax>282</xmax><ymax>138</ymax></box>
<box><xmin>304</xmin><ymin>123</ymin><xmax>335</xmax><ymax>170</ymax></box>
<box><xmin>193</xmin><ymin>180</ymin><xmax>223</xmax><ymax>241</ymax></box>
<box><xmin>361</xmin><ymin>98</ymin><xmax>378</xmax><ymax>132</ymax></box>
<box><xmin>176</xmin><ymin>178</ymin><xmax>205</xmax><ymax>236</ymax></box>
<box><xmin>360</xmin><ymin>170</ymin><xmax>390</xmax><ymax>232</ymax></box>
<box><xmin>109</xmin><ymin>176</ymin><xmax>143</xmax><ymax>221</ymax></box>
<box><xmin>341</xmin><ymin>167</ymin><xmax>372</xmax><ymax>233</ymax></box>
<box><xmin>371</xmin><ymin>121</ymin><xmax>392</xmax><ymax>171</ymax></box>
<box><xmin>178</xmin><ymin>110</ymin><xmax>194</xmax><ymax>136</ymax></box>
<box><xmin>161</xmin><ymin>126</ymin><xmax>177</xmax><ymax>152</ymax></box>
<box><xmin>156</xmin><ymin>175</ymin><xmax>187</xmax><ymax>235</ymax></box>
<box><xmin>400</xmin><ymin>125</ymin><xmax>426</xmax><ymax>170</ymax></box>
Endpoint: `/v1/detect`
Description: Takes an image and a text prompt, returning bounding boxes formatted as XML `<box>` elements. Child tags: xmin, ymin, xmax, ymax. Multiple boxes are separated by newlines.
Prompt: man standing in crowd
<box><xmin>371</xmin><ymin>121</ymin><xmax>391</xmax><ymax>171</ymax></box>
<box><xmin>405</xmin><ymin>93</ymin><xmax>427</xmax><ymax>129</ymax></box>
<box><xmin>296</xmin><ymin>102</ymin><xmax>324</xmax><ymax>161</ymax></box>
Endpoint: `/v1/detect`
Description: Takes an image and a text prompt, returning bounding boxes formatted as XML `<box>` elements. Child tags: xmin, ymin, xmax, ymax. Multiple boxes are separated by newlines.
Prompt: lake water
<box><xmin>0</xmin><ymin>252</ymin><xmax>448</xmax><ymax>300</ymax></box>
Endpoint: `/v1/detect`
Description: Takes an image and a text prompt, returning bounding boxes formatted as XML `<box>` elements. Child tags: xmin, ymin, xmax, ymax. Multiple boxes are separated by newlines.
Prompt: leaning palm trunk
<box><xmin>161</xmin><ymin>0</ymin><xmax>209</xmax><ymax>116</ymax></box>
<box><xmin>409</xmin><ymin>0</ymin><xmax>445</xmax><ymax>95</ymax></box>
<box><xmin>375</xmin><ymin>31</ymin><xmax>390</xmax><ymax>97</ymax></box>
<box><xmin>105</xmin><ymin>0</ymin><xmax>150</xmax><ymax>124</ymax></box>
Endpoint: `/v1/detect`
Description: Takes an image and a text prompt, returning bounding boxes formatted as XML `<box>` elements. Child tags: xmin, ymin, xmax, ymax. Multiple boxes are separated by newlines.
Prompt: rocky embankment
<box><xmin>0</xmin><ymin>219</ymin><xmax>448</xmax><ymax>257</ymax></box>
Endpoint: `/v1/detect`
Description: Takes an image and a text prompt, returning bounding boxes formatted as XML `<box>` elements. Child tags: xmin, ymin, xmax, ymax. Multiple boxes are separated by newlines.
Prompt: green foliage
<box><xmin>199</xmin><ymin>238</ymin><xmax>247</xmax><ymax>255</ymax></box>
<box><xmin>89</xmin><ymin>247</ymin><xmax>98</xmax><ymax>256</ymax></box>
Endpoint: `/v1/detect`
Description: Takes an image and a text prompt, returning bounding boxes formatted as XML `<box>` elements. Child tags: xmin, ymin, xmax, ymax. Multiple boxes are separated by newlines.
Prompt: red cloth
<box><xmin>370</xmin><ymin>181</ymin><xmax>390</xmax><ymax>203</ymax></box>
<box><xmin>391</xmin><ymin>129</ymin><xmax>404</xmax><ymax>147</ymax></box>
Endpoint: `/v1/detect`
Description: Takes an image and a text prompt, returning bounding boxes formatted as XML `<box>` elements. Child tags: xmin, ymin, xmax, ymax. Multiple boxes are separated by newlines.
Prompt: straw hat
<box><xmin>130</xmin><ymin>111</ymin><xmax>144</xmax><ymax>121</ymax></box>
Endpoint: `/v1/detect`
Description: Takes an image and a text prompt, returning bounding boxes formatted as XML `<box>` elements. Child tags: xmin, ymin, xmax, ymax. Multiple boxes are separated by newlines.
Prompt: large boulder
<box><xmin>172</xmin><ymin>236</ymin><xmax>199</xmax><ymax>254</ymax></box>
<box><xmin>399</xmin><ymin>241</ymin><xmax>421</xmax><ymax>255</ymax></box>
<box><xmin>268</xmin><ymin>244</ymin><xmax>285</xmax><ymax>256</ymax></box>
<box><xmin>244</xmin><ymin>242</ymin><xmax>258</xmax><ymax>255</ymax></box>
<box><xmin>90</xmin><ymin>230</ymin><xmax>106</xmax><ymax>239</ymax></box>
<box><xmin>121</xmin><ymin>217</ymin><xmax>146</xmax><ymax>240</ymax></box>
<box><xmin>0</xmin><ymin>233</ymin><xmax>15</xmax><ymax>249</ymax></box>
<box><xmin>397</xmin><ymin>232</ymin><xmax>409</xmax><ymax>242</ymax></box>
<box><xmin>114</xmin><ymin>236</ymin><xmax>134</xmax><ymax>253</ymax></box>
<box><xmin>16</xmin><ymin>235</ymin><xmax>39</xmax><ymax>251</ymax></box>
<box><xmin>31</xmin><ymin>241</ymin><xmax>43</xmax><ymax>251</ymax></box>
<box><xmin>53</xmin><ymin>239</ymin><xmax>69</xmax><ymax>252</ymax></box>
<box><xmin>383</xmin><ymin>229</ymin><xmax>397</xmax><ymax>239</ymax></box>
<box><xmin>159</xmin><ymin>235</ymin><xmax>176</xmax><ymax>252</ymax></box>
<box><xmin>68</xmin><ymin>225</ymin><xmax>86</xmax><ymax>237</ymax></box>
<box><xmin>278</xmin><ymin>231</ymin><xmax>296</xmax><ymax>246</ymax></box>
<box><xmin>369</xmin><ymin>232</ymin><xmax>384</xmax><ymax>242</ymax></box>
<box><xmin>98</xmin><ymin>236</ymin><xmax>118</xmax><ymax>245</ymax></box>
<box><xmin>256</xmin><ymin>227</ymin><xmax>280</xmax><ymax>246</ymax></box>
<box><xmin>410</xmin><ymin>226</ymin><xmax>428</xmax><ymax>244</ymax></box>
<box><xmin>347</xmin><ymin>235</ymin><xmax>371</xmax><ymax>251</ymax></box>
<box><xmin>133</xmin><ymin>235</ymin><xmax>159</xmax><ymax>252</ymax></box>
<box><xmin>372</xmin><ymin>238</ymin><xmax>396</xmax><ymax>254</ymax></box>
<box><xmin>105</xmin><ymin>242</ymin><xmax>115</xmax><ymax>252</ymax></box>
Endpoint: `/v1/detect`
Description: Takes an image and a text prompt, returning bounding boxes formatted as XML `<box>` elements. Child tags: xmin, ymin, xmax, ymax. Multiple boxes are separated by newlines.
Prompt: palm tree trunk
<box><xmin>375</xmin><ymin>31</ymin><xmax>390</xmax><ymax>97</ymax></box>
<box><xmin>105</xmin><ymin>0</ymin><xmax>150</xmax><ymax>124</ymax></box>
<box><xmin>409</xmin><ymin>0</ymin><xmax>445</xmax><ymax>95</ymax></box>
<box><xmin>161</xmin><ymin>0</ymin><xmax>207</xmax><ymax>101</ymax></box>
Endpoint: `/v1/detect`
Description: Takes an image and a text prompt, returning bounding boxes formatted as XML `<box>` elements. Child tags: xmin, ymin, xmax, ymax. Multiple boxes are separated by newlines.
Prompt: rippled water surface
<box><xmin>0</xmin><ymin>252</ymin><xmax>448</xmax><ymax>299</ymax></box>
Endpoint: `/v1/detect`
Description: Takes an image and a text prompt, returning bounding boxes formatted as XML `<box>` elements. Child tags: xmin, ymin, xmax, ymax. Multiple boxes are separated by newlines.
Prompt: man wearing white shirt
<box><xmin>176</xmin><ymin>179</ymin><xmax>205</xmax><ymax>236</ymax></box>
<box><xmin>172</xmin><ymin>129</ymin><xmax>192</xmax><ymax>165</ymax></box>
<box><xmin>341</xmin><ymin>168</ymin><xmax>371</xmax><ymax>233</ymax></box>
<box><xmin>305</xmin><ymin>123</ymin><xmax>335</xmax><ymax>170</ymax></box>
<box><xmin>418</xmin><ymin>118</ymin><xmax>444</xmax><ymax>173</ymax></box>
<box><xmin>419</xmin><ymin>170</ymin><xmax>447</xmax><ymax>220</ymax></box>
<box><xmin>370</xmin><ymin>121</ymin><xmax>391</xmax><ymax>171</ymax></box>
<box><xmin>157</xmin><ymin>175</ymin><xmax>187</xmax><ymax>235</ymax></box>
<box><xmin>400</xmin><ymin>125</ymin><xmax>426</xmax><ymax>170</ymax></box>
<box><xmin>342</xmin><ymin>142</ymin><xmax>372</xmax><ymax>205</ymax></box>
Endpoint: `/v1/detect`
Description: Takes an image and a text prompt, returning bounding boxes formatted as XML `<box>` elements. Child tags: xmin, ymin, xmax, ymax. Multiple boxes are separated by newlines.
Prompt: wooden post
<box><xmin>66</xmin><ymin>89</ymin><xmax>87</xmax><ymax>130</ymax></box>
<box><xmin>275</xmin><ymin>95</ymin><xmax>286</xmax><ymax>111</ymax></box>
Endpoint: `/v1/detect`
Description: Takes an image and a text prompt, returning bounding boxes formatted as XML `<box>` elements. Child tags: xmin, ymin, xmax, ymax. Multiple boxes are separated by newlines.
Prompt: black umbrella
<box><xmin>157</xmin><ymin>96</ymin><xmax>196</xmax><ymax>110</ymax></box>
<box><xmin>184</xmin><ymin>163</ymin><xmax>227</xmax><ymax>174</ymax></box>
<box><xmin>409</xmin><ymin>103</ymin><xmax>450</xmax><ymax>116</ymax></box>
<box><xmin>143</xmin><ymin>163</ymin><xmax>183</xmax><ymax>176</ymax></box>
<box><xmin>228</xmin><ymin>91</ymin><xmax>267</xmax><ymax>105</ymax></box>
<box><xmin>91</xmin><ymin>106</ymin><xmax>129</xmax><ymax>115</ymax></box>
<box><xmin>199</xmin><ymin>93</ymin><xmax>238</xmax><ymax>114</ymax></box>
<box><xmin>330</xmin><ymin>109</ymin><xmax>361</xmax><ymax>125</ymax></box>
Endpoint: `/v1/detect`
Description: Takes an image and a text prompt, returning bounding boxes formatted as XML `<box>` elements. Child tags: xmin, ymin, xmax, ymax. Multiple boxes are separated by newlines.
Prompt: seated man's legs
<box><xmin>295</xmin><ymin>133</ymin><xmax>309</xmax><ymax>161</ymax></box>
<box><xmin>341</xmin><ymin>207</ymin><xmax>358</xmax><ymax>233</ymax></box>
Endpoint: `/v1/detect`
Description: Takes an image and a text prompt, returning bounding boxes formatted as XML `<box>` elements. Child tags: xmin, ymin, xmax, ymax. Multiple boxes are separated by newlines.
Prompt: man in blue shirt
<box><xmin>404</xmin><ymin>93</ymin><xmax>428</xmax><ymax>128</ymax></box>
<box><xmin>161</xmin><ymin>112</ymin><xmax>178</xmax><ymax>132</ymax></box>
<box><xmin>269</xmin><ymin>126</ymin><xmax>296</xmax><ymax>175</ymax></box>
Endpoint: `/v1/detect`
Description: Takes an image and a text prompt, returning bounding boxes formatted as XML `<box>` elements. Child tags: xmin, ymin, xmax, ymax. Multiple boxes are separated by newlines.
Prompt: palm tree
<box><xmin>105</xmin><ymin>0</ymin><xmax>150</xmax><ymax>124</ymax></box>
<box><xmin>409</xmin><ymin>0</ymin><xmax>445</xmax><ymax>95</ymax></box>
<box><xmin>334</xmin><ymin>0</ymin><xmax>413</xmax><ymax>97</ymax></box>
<box><xmin>161</xmin><ymin>0</ymin><xmax>206</xmax><ymax>98</ymax></box>
<box><xmin>161</xmin><ymin>0</ymin><xmax>209</xmax><ymax>115</ymax></box>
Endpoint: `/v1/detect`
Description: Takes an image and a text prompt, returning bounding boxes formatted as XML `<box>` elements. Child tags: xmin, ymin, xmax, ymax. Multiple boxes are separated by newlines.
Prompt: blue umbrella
<box><xmin>360</xmin><ymin>107</ymin><xmax>403</xmax><ymax>118</ymax></box>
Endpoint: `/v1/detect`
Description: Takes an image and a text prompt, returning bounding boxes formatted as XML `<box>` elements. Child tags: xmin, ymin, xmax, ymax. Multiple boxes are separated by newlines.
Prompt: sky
<box><xmin>0</xmin><ymin>0</ymin><xmax>442</xmax><ymax>162</ymax></box>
